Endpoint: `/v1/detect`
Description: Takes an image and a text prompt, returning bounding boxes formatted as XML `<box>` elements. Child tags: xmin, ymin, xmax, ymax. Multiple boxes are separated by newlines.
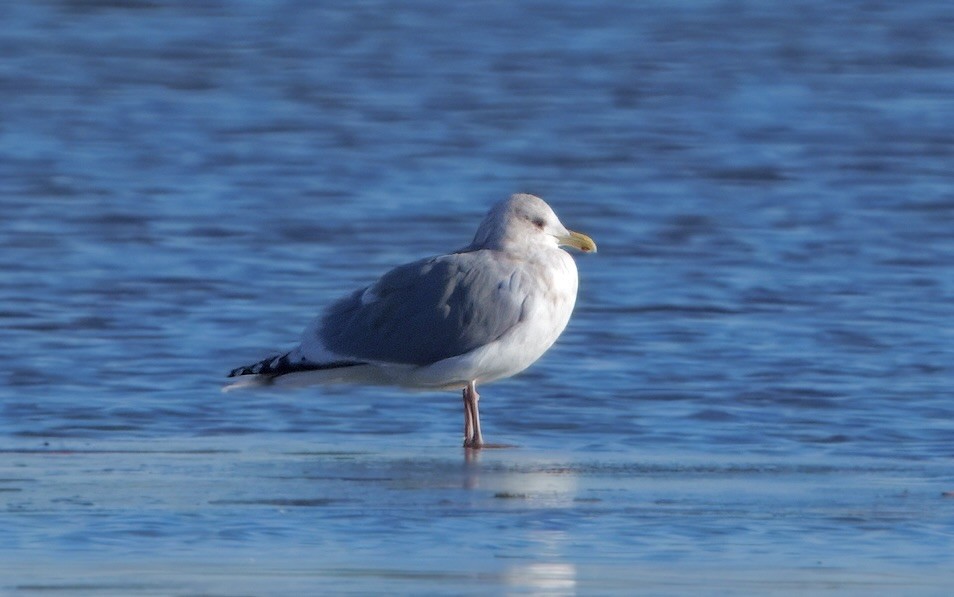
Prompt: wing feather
<box><xmin>317</xmin><ymin>251</ymin><xmax>526</xmax><ymax>365</ymax></box>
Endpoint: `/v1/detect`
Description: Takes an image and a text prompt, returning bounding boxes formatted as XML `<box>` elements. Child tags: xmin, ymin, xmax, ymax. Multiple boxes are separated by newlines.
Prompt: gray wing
<box><xmin>318</xmin><ymin>251</ymin><xmax>527</xmax><ymax>366</ymax></box>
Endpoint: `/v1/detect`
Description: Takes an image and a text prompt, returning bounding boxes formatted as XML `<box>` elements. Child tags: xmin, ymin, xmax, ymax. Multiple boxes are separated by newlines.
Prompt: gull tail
<box><xmin>222</xmin><ymin>351</ymin><xmax>368</xmax><ymax>392</ymax></box>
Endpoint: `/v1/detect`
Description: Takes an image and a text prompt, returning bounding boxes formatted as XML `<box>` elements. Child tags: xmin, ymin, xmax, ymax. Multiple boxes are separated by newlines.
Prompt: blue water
<box><xmin>3</xmin><ymin>0</ymin><xmax>954</xmax><ymax>594</ymax></box>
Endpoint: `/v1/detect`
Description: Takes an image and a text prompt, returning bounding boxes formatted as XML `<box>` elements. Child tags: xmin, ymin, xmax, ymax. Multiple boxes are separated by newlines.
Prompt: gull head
<box><xmin>471</xmin><ymin>193</ymin><xmax>597</xmax><ymax>253</ymax></box>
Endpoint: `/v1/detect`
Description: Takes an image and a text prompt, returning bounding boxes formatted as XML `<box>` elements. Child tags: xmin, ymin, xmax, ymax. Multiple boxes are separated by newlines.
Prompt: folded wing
<box><xmin>311</xmin><ymin>250</ymin><xmax>528</xmax><ymax>366</ymax></box>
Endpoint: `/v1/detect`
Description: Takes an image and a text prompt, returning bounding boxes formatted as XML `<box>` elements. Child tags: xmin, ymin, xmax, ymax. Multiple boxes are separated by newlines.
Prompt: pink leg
<box><xmin>463</xmin><ymin>381</ymin><xmax>483</xmax><ymax>449</ymax></box>
<box><xmin>462</xmin><ymin>387</ymin><xmax>473</xmax><ymax>446</ymax></box>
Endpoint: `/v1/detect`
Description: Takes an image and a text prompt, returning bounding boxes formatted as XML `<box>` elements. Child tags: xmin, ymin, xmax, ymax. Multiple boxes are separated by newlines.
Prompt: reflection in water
<box><xmin>461</xmin><ymin>449</ymin><xmax>582</xmax><ymax>506</ymax></box>
<box><xmin>504</xmin><ymin>533</ymin><xmax>577</xmax><ymax>596</ymax></box>
<box><xmin>459</xmin><ymin>451</ymin><xmax>580</xmax><ymax>594</ymax></box>
<box><xmin>464</xmin><ymin>446</ymin><xmax>481</xmax><ymax>466</ymax></box>
<box><xmin>463</xmin><ymin>448</ymin><xmax>481</xmax><ymax>489</ymax></box>
<box><xmin>463</xmin><ymin>456</ymin><xmax>580</xmax><ymax>594</ymax></box>
<box><xmin>505</xmin><ymin>562</ymin><xmax>577</xmax><ymax>596</ymax></box>
<box><xmin>497</xmin><ymin>469</ymin><xmax>580</xmax><ymax>507</ymax></box>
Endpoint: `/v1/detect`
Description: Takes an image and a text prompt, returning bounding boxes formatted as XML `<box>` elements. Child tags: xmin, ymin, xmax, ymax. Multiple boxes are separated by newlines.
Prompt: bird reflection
<box><xmin>503</xmin><ymin>535</ymin><xmax>577</xmax><ymax>596</ymax></box>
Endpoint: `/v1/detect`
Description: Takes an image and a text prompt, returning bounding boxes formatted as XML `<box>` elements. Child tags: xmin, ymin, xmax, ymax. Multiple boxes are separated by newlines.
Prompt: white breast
<box><xmin>408</xmin><ymin>247</ymin><xmax>580</xmax><ymax>389</ymax></box>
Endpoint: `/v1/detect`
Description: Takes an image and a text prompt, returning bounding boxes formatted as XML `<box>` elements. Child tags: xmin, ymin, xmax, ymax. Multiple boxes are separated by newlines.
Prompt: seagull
<box><xmin>225</xmin><ymin>193</ymin><xmax>596</xmax><ymax>448</ymax></box>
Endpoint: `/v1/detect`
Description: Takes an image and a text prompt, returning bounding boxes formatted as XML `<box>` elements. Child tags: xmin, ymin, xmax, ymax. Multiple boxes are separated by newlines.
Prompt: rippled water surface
<box><xmin>2</xmin><ymin>1</ymin><xmax>954</xmax><ymax>594</ymax></box>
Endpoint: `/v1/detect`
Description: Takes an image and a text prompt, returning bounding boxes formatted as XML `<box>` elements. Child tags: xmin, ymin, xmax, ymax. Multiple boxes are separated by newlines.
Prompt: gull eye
<box><xmin>531</xmin><ymin>217</ymin><xmax>546</xmax><ymax>230</ymax></box>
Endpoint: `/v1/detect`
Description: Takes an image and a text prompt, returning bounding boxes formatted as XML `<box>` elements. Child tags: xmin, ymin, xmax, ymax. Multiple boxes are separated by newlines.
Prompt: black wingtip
<box><xmin>227</xmin><ymin>354</ymin><xmax>282</xmax><ymax>378</ymax></box>
<box><xmin>227</xmin><ymin>354</ymin><xmax>368</xmax><ymax>379</ymax></box>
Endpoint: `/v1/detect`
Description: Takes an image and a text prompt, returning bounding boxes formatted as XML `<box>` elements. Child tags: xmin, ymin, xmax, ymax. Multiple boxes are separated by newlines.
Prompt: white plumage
<box><xmin>225</xmin><ymin>193</ymin><xmax>596</xmax><ymax>448</ymax></box>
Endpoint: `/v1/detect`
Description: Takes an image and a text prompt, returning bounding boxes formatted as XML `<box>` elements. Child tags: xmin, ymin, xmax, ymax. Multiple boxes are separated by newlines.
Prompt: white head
<box><xmin>470</xmin><ymin>193</ymin><xmax>597</xmax><ymax>253</ymax></box>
